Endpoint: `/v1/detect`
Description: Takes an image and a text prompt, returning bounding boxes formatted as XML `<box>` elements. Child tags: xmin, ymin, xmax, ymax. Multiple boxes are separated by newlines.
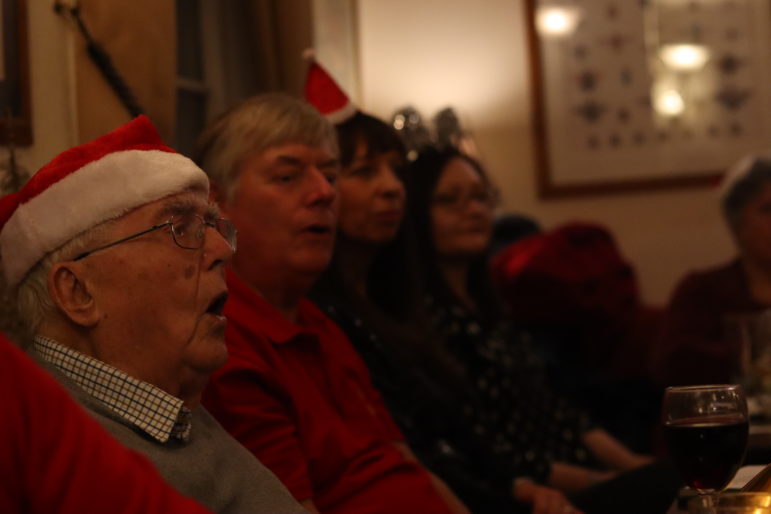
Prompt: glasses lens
<box><xmin>171</xmin><ymin>213</ymin><xmax>204</xmax><ymax>249</ymax></box>
<box><xmin>215</xmin><ymin>219</ymin><xmax>237</xmax><ymax>251</ymax></box>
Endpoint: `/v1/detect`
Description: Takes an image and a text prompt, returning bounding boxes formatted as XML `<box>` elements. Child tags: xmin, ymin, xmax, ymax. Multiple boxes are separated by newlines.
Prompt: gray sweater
<box><xmin>40</xmin><ymin>361</ymin><xmax>306</xmax><ymax>514</ymax></box>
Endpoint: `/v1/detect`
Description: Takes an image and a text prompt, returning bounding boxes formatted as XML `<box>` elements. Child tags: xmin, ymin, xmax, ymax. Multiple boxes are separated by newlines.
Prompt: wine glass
<box><xmin>662</xmin><ymin>384</ymin><xmax>749</xmax><ymax>493</ymax></box>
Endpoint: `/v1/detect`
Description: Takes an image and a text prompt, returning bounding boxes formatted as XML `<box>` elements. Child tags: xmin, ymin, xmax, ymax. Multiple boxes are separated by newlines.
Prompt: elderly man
<box><xmin>196</xmin><ymin>94</ymin><xmax>466</xmax><ymax>513</ymax></box>
<box><xmin>0</xmin><ymin>116</ymin><xmax>305</xmax><ymax>514</ymax></box>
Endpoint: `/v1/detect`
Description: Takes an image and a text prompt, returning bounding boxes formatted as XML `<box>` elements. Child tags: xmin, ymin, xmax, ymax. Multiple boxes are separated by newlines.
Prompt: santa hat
<box><xmin>0</xmin><ymin>115</ymin><xmax>208</xmax><ymax>287</ymax></box>
<box><xmin>304</xmin><ymin>55</ymin><xmax>357</xmax><ymax>124</ymax></box>
<box><xmin>720</xmin><ymin>151</ymin><xmax>771</xmax><ymax>198</ymax></box>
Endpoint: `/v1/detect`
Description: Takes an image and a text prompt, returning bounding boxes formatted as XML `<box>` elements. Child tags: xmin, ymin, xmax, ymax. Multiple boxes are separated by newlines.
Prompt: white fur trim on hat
<box><xmin>1</xmin><ymin>149</ymin><xmax>208</xmax><ymax>287</ymax></box>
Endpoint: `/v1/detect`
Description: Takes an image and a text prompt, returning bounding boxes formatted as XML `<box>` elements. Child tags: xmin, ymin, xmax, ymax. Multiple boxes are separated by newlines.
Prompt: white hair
<box><xmin>14</xmin><ymin>220</ymin><xmax>114</xmax><ymax>333</ymax></box>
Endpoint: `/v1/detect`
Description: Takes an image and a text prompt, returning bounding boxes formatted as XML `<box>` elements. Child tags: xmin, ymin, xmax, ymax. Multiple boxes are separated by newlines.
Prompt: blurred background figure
<box><xmin>655</xmin><ymin>153</ymin><xmax>771</xmax><ymax>387</ymax></box>
<box><xmin>433</xmin><ymin>107</ymin><xmax>479</xmax><ymax>158</ymax></box>
<box><xmin>492</xmin><ymin>221</ymin><xmax>664</xmax><ymax>453</ymax></box>
<box><xmin>489</xmin><ymin>213</ymin><xmax>541</xmax><ymax>257</ymax></box>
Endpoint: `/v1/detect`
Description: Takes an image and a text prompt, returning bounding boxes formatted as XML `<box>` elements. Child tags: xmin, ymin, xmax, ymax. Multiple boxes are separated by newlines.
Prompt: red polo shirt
<box><xmin>202</xmin><ymin>270</ymin><xmax>452</xmax><ymax>514</ymax></box>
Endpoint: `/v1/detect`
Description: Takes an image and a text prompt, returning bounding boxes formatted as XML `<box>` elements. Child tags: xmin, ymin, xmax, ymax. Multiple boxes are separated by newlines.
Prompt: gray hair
<box><xmin>14</xmin><ymin>220</ymin><xmax>113</xmax><ymax>333</ymax></box>
<box><xmin>722</xmin><ymin>158</ymin><xmax>771</xmax><ymax>230</ymax></box>
<box><xmin>193</xmin><ymin>93</ymin><xmax>338</xmax><ymax>201</ymax></box>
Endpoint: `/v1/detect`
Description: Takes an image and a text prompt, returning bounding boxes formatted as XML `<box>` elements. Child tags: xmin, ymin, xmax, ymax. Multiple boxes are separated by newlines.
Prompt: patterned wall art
<box><xmin>525</xmin><ymin>0</ymin><xmax>771</xmax><ymax>198</ymax></box>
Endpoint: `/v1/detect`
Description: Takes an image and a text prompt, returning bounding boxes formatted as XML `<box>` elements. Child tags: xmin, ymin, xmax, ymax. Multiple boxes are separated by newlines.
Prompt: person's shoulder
<box><xmin>674</xmin><ymin>259</ymin><xmax>741</xmax><ymax>292</ymax></box>
<box><xmin>298</xmin><ymin>297</ymin><xmax>344</xmax><ymax>332</ymax></box>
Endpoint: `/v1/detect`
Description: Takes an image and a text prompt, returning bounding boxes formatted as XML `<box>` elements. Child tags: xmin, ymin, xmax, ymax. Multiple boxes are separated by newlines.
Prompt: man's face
<box><xmin>81</xmin><ymin>190</ymin><xmax>233</xmax><ymax>403</ymax></box>
<box><xmin>222</xmin><ymin>142</ymin><xmax>339</xmax><ymax>291</ymax></box>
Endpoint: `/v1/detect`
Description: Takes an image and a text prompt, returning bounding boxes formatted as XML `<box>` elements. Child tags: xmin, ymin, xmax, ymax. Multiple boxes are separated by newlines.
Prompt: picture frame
<box><xmin>524</xmin><ymin>0</ymin><xmax>771</xmax><ymax>199</ymax></box>
<box><xmin>0</xmin><ymin>0</ymin><xmax>31</xmax><ymax>146</ymax></box>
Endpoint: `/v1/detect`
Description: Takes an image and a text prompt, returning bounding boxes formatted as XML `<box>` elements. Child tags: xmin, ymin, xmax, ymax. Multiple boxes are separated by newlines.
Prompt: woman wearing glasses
<box><xmin>406</xmin><ymin>147</ymin><xmax>682</xmax><ymax>513</ymax></box>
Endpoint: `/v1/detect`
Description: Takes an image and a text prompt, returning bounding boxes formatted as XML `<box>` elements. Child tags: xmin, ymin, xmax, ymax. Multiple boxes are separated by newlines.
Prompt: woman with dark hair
<box><xmin>406</xmin><ymin>147</ymin><xmax>681</xmax><ymax>512</ymax></box>
<box><xmin>656</xmin><ymin>154</ymin><xmax>771</xmax><ymax>386</ymax></box>
<box><xmin>311</xmin><ymin>111</ymin><xmax>583</xmax><ymax>514</ymax></box>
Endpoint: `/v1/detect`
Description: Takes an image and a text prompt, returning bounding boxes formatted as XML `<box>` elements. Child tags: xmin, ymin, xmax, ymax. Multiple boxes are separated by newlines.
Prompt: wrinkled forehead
<box><xmin>130</xmin><ymin>188</ymin><xmax>213</xmax><ymax>224</ymax></box>
<box><xmin>252</xmin><ymin>141</ymin><xmax>339</xmax><ymax>167</ymax></box>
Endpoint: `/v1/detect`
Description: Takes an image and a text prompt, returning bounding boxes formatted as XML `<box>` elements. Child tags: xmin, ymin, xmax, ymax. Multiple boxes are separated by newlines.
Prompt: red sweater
<box><xmin>203</xmin><ymin>270</ymin><xmax>453</xmax><ymax>514</ymax></box>
<box><xmin>655</xmin><ymin>259</ymin><xmax>768</xmax><ymax>386</ymax></box>
<box><xmin>0</xmin><ymin>334</ymin><xmax>210</xmax><ymax>514</ymax></box>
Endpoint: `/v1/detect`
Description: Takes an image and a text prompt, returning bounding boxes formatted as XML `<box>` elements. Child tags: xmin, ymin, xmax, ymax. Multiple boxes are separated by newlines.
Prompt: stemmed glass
<box><xmin>662</xmin><ymin>384</ymin><xmax>749</xmax><ymax>493</ymax></box>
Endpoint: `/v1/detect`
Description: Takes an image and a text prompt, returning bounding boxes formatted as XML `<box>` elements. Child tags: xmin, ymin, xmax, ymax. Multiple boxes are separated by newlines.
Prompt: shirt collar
<box><xmin>226</xmin><ymin>268</ymin><xmax>321</xmax><ymax>345</ymax></box>
<box><xmin>33</xmin><ymin>336</ymin><xmax>192</xmax><ymax>443</ymax></box>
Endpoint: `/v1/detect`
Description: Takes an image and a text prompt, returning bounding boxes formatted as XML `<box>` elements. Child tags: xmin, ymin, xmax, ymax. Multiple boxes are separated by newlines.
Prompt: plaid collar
<box><xmin>33</xmin><ymin>336</ymin><xmax>192</xmax><ymax>443</ymax></box>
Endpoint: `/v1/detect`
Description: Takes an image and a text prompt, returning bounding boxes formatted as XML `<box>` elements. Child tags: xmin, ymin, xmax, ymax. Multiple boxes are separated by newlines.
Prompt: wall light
<box><xmin>654</xmin><ymin>86</ymin><xmax>685</xmax><ymax>117</ymax></box>
<box><xmin>659</xmin><ymin>44</ymin><xmax>710</xmax><ymax>71</ymax></box>
<box><xmin>537</xmin><ymin>6</ymin><xmax>582</xmax><ymax>37</ymax></box>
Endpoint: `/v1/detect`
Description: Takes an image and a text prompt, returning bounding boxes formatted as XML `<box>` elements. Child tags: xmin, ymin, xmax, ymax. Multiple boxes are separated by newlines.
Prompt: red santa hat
<box><xmin>0</xmin><ymin>115</ymin><xmax>208</xmax><ymax>287</ymax></box>
<box><xmin>719</xmin><ymin>151</ymin><xmax>771</xmax><ymax>198</ymax></box>
<box><xmin>304</xmin><ymin>55</ymin><xmax>357</xmax><ymax>125</ymax></box>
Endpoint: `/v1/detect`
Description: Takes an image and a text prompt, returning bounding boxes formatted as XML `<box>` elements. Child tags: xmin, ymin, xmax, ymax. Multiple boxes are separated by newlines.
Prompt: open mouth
<box><xmin>206</xmin><ymin>292</ymin><xmax>229</xmax><ymax>316</ymax></box>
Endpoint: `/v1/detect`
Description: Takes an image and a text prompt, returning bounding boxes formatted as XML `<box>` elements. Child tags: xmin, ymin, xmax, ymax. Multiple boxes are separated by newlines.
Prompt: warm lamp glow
<box><xmin>659</xmin><ymin>44</ymin><xmax>710</xmax><ymax>71</ymax></box>
<box><xmin>654</xmin><ymin>87</ymin><xmax>685</xmax><ymax>116</ymax></box>
<box><xmin>537</xmin><ymin>7</ymin><xmax>581</xmax><ymax>37</ymax></box>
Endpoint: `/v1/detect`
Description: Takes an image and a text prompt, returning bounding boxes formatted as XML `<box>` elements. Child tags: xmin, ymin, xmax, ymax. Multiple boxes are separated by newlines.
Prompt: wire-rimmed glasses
<box><xmin>73</xmin><ymin>213</ymin><xmax>237</xmax><ymax>261</ymax></box>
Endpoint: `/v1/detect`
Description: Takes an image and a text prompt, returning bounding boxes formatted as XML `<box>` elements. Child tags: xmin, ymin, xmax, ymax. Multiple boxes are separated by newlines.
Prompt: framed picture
<box><xmin>0</xmin><ymin>0</ymin><xmax>31</xmax><ymax>146</ymax></box>
<box><xmin>525</xmin><ymin>0</ymin><xmax>771</xmax><ymax>198</ymax></box>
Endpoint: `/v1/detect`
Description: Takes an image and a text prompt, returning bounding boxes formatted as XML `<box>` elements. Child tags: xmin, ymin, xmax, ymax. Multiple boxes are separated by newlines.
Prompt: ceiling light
<box><xmin>659</xmin><ymin>44</ymin><xmax>710</xmax><ymax>71</ymax></box>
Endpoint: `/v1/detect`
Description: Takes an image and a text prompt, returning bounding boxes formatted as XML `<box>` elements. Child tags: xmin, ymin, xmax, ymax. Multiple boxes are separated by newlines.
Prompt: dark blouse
<box><xmin>426</xmin><ymin>295</ymin><xmax>597</xmax><ymax>469</ymax></box>
<box><xmin>311</xmin><ymin>291</ymin><xmax>533</xmax><ymax>513</ymax></box>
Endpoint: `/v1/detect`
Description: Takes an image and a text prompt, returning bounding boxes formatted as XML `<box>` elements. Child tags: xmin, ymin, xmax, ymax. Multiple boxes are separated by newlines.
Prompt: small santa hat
<box><xmin>0</xmin><ymin>115</ymin><xmax>208</xmax><ymax>287</ymax></box>
<box><xmin>720</xmin><ymin>151</ymin><xmax>771</xmax><ymax>199</ymax></box>
<box><xmin>304</xmin><ymin>53</ymin><xmax>357</xmax><ymax>124</ymax></box>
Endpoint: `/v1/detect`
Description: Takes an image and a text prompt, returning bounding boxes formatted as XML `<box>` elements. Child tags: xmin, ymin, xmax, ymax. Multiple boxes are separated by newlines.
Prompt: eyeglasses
<box><xmin>431</xmin><ymin>188</ymin><xmax>498</xmax><ymax>210</ymax></box>
<box><xmin>73</xmin><ymin>213</ymin><xmax>237</xmax><ymax>261</ymax></box>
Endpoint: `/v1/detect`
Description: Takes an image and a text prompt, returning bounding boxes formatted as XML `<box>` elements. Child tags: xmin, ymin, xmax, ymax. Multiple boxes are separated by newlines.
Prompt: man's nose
<box><xmin>307</xmin><ymin>168</ymin><xmax>336</xmax><ymax>205</ymax></box>
<box><xmin>203</xmin><ymin>223</ymin><xmax>235</xmax><ymax>268</ymax></box>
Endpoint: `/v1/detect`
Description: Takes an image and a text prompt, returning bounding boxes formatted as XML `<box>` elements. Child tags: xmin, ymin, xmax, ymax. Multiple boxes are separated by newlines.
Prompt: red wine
<box><xmin>665</xmin><ymin>416</ymin><xmax>749</xmax><ymax>491</ymax></box>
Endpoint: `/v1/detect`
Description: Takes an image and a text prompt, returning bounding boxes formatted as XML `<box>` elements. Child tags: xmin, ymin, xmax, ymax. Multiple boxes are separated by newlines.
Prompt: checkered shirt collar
<box><xmin>33</xmin><ymin>336</ymin><xmax>192</xmax><ymax>443</ymax></box>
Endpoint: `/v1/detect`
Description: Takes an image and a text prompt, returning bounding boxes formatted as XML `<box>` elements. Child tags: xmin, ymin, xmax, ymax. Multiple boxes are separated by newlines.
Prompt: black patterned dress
<box><xmin>312</xmin><ymin>292</ymin><xmax>540</xmax><ymax>513</ymax></box>
<box><xmin>426</xmin><ymin>296</ymin><xmax>598</xmax><ymax>470</ymax></box>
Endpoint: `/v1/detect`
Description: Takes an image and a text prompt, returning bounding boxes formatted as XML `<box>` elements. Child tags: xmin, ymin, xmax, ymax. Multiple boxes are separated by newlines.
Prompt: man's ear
<box><xmin>47</xmin><ymin>263</ymin><xmax>100</xmax><ymax>327</ymax></box>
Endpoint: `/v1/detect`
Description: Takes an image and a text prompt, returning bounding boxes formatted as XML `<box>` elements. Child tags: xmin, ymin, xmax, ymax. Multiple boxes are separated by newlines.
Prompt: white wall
<box><xmin>356</xmin><ymin>0</ymin><xmax>736</xmax><ymax>305</ymax></box>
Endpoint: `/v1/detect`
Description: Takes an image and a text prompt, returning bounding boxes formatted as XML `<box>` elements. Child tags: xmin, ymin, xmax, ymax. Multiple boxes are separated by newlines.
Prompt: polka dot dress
<box><xmin>427</xmin><ymin>296</ymin><xmax>597</xmax><ymax>469</ymax></box>
<box><xmin>315</xmin><ymin>294</ymin><xmax>552</xmax><ymax>484</ymax></box>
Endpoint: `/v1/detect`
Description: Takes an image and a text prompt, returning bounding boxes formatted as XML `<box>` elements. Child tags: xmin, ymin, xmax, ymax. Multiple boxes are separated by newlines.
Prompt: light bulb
<box><xmin>659</xmin><ymin>44</ymin><xmax>710</xmax><ymax>71</ymax></box>
<box><xmin>537</xmin><ymin>7</ymin><xmax>581</xmax><ymax>37</ymax></box>
<box><xmin>654</xmin><ymin>88</ymin><xmax>685</xmax><ymax>116</ymax></box>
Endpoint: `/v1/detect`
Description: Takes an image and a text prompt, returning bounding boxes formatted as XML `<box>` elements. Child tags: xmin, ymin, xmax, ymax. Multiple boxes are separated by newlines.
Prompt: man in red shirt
<box><xmin>0</xmin><ymin>332</ymin><xmax>211</xmax><ymax>514</ymax></box>
<box><xmin>197</xmin><ymin>93</ymin><xmax>467</xmax><ymax>513</ymax></box>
